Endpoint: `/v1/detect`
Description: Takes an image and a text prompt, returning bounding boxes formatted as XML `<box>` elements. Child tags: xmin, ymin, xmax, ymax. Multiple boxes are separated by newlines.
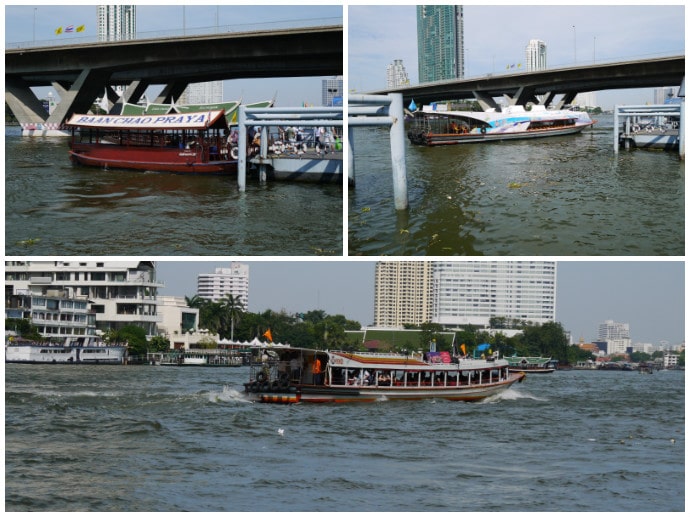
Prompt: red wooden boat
<box><xmin>66</xmin><ymin>110</ymin><xmax>238</xmax><ymax>175</ymax></box>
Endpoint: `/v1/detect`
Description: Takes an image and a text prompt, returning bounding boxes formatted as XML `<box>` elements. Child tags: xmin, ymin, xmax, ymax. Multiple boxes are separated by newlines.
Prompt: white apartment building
<box><xmin>5</xmin><ymin>260</ymin><xmax>161</xmax><ymax>338</ymax></box>
<box><xmin>433</xmin><ymin>261</ymin><xmax>556</xmax><ymax>327</ymax></box>
<box><xmin>180</xmin><ymin>81</ymin><xmax>224</xmax><ymax>105</ymax></box>
<box><xmin>374</xmin><ymin>261</ymin><xmax>556</xmax><ymax>329</ymax></box>
<box><xmin>525</xmin><ymin>39</ymin><xmax>547</xmax><ymax>72</ymax></box>
<box><xmin>598</xmin><ymin>319</ymin><xmax>631</xmax><ymax>355</ymax></box>
<box><xmin>374</xmin><ymin>261</ymin><xmax>433</xmax><ymax>327</ymax></box>
<box><xmin>322</xmin><ymin>76</ymin><xmax>343</xmax><ymax>106</ymax></box>
<box><xmin>197</xmin><ymin>263</ymin><xmax>249</xmax><ymax>307</ymax></box>
<box><xmin>386</xmin><ymin>59</ymin><xmax>410</xmax><ymax>88</ymax></box>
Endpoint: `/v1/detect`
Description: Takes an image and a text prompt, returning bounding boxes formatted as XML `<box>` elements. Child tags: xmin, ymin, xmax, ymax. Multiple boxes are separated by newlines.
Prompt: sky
<box><xmin>155</xmin><ymin>260</ymin><xmax>685</xmax><ymax>346</ymax></box>
<box><xmin>4</xmin><ymin>4</ymin><xmax>343</xmax><ymax>107</ymax></box>
<box><xmin>348</xmin><ymin>4</ymin><xmax>685</xmax><ymax>110</ymax></box>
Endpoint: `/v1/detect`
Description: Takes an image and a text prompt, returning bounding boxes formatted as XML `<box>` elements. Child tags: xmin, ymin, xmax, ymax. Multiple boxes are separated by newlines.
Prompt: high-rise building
<box><xmin>525</xmin><ymin>39</ymin><xmax>547</xmax><ymax>72</ymax></box>
<box><xmin>433</xmin><ymin>262</ymin><xmax>556</xmax><ymax>327</ymax></box>
<box><xmin>386</xmin><ymin>59</ymin><xmax>410</xmax><ymax>88</ymax></box>
<box><xmin>197</xmin><ymin>263</ymin><xmax>249</xmax><ymax>307</ymax></box>
<box><xmin>180</xmin><ymin>81</ymin><xmax>224</xmax><ymax>105</ymax></box>
<box><xmin>5</xmin><ymin>260</ymin><xmax>161</xmax><ymax>339</ymax></box>
<box><xmin>598</xmin><ymin>319</ymin><xmax>631</xmax><ymax>355</ymax></box>
<box><xmin>97</xmin><ymin>5</ymin><xmax>136</xmax><ymax>42</ymax></box>
<box><xmin>322</xmin><ymin>76</ymin><xmax>343</xmax><ymax>106</ymax></box>
<box><xmin>417</xmin><ymin>5</ymin><xmax>464</xmax><ymax>83</ymax></box>
<box><xmin>374</xmin><ymin>262</ymin><xmax>433</xmax><ymax>327</ymax></box>
<box><xmin>374</xmin><ymin>261</ymin><xmax>557</xmax><ymax>329</ymax></box>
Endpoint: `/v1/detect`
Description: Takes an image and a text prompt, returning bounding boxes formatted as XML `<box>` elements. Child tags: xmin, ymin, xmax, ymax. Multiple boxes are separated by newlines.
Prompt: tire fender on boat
<box><xmin>480</xmin><ymin>127</ymin><xmax>487</xmax><ymax>134</ymax></box>
<box><xmin>230</xmin><ymin>146</ymin><xmax>239</xmax><ymax>160</ymax></box>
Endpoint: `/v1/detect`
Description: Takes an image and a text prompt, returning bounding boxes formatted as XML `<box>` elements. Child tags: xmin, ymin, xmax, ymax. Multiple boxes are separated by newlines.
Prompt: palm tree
<box><xmin>220</xmin><ymin>294</ymin><xmax>244</xmax><ymax>342</ymax></box>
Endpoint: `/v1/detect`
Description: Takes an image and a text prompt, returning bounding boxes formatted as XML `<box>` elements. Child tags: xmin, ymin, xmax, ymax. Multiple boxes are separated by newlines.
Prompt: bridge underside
<box><xmin>375</xmin><ymin>56</ymin><xmax>684</xmax><ymax>110</ymax></box>
<box><xmin>5</xmin><ymin>25</ymin><xmax>343</xmax><ymax>133</ymax></box>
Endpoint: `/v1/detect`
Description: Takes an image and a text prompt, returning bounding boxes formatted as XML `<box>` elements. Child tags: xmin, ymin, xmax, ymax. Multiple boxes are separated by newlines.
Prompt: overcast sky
<box><xmin>4</xmin><ymin>4</ymin><xmax>343</xmax><ymax>107</ymax></box>
<box><xmin>348</xmin><ymin>4</ymin><xmax>685</xmax><ymax>110</ymax></box>
<box><xmin>156</xmin><ymin>260</ymin><xmax>685</xmax><ymax>346</ymax></box>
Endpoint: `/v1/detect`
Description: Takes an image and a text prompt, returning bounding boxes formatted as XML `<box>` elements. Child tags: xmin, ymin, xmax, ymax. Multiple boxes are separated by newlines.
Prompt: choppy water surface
<box><xmin>5</xmin><ymin>128</ymin><xmax>342</xmax><ymax>255</ymax></box>
<box><xmin>348</xmin><ymin>115</ymin><xmax>684</xmax><ymax>255</ymax></box>
<box><xmin>5</xmin><ymin>365</ymin><xmax>684</xmax><ymax>511</ymax></box>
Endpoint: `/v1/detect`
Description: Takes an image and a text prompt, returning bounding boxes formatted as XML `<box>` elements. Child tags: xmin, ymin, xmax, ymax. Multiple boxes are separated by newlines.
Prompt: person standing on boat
<box><xmin>312</xmin><ymin>356</ymin><xmax>323</xmax><ymax>385</ymax></box>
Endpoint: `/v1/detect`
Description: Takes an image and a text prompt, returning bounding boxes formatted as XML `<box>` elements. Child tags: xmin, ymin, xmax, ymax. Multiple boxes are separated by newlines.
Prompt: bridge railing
<box><xmin>7</xmin><ymin>17</ymin><xmax>343</xmax><ymax>49</ymax></box>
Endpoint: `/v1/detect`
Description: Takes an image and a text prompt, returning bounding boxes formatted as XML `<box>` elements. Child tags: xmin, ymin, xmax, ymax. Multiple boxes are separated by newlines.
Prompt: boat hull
<box><xmin>247</xmin><ymin>372</ymin><xmax>525</xmax><ymax>404</ymax></box>
<box><xmin>70</xmin><ymin>144</ymin><xmax>237</xmax><ymax>175</ymax></box>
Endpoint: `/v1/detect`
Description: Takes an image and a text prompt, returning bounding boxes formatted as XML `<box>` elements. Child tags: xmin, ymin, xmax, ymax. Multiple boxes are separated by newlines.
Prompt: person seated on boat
<box><xmin>362</xmin><ymin>370</ymin><xmax>371</xmax><ymax>385</ymax></box>
<box><xmin>290</xmin><ymin>355</ymin><xmax>301</xmax><ymax>381</ymax></box>
<box><xmin>450</xmin><ymin>121</ymin><xmax>460</xmax><ymax>133</ymax></box>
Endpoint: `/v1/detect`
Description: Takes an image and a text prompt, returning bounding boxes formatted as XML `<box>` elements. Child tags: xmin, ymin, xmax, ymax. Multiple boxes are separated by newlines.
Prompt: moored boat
<box><xmin>243</xmin><ymin>346</ymin><xmax>525</xmax><ymax>404</ymax></box>
<box><xmin>407</xmin><ymin>104</ymin><xmax>594</xmax><ymax>146</ymax></box>
<box><xmin>66</xmin><ymin>110</ymin><xmax>238</xmax><ymax>174</ymax></box>
<box><xmin>5</xmin><ymin>341</ymin><xmax>126</xmax><ymax>365</ymax></box>
<box><xmin>506</xmin><ymin>356</ymin><xmax>558</xmax><ymax>374</ymax></box>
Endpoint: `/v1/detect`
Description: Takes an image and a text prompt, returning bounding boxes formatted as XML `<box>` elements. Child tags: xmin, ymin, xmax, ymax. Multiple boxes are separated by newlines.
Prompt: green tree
<box><xmin>110</xmin><ymin>325</ymin><xmax>148</xmax><ymax>356</ymax></box>
<box><xmin>148</xmin><ymin>335</ymin><xmax>170</xmax><ymax>352</ymax></box>
<box><xmin>5</xmin><ymin>318</ymin><xmax>43</xmax><ymax>341</ymax></box>
<box><xmin>219</xmin><ymin>293</ymin><xmax>244</xmax><ymax>341</ymax></box>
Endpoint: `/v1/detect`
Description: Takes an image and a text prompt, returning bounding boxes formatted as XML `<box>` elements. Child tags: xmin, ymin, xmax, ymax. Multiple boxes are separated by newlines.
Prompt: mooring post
<box><xmin>613</xmin><ymin>105</ymin><xmax>619</xmax><ymax>154</ymax></box>
<box><xmin>679</xmin><ymin>101</ymin><xmax>685</xmax><ymax>160</ymax></box>
<box><xmin>238</xmin><ymin>105</ymin><xmax>247</xmax><ymax>191</ymax></box>
<box><xmin>259</xmin><ymin>126</ymin><xmax>268</xmax><ymax>183</ymax></box>
<box><xmin>348</xmin><ymin>125</ymin><xmax>355</xmax><ymax>187</ymax></box>
<box><xmin>388</xmin><ymin>93</ymin><xmax>408</xmax><ymax>210</ymax></box>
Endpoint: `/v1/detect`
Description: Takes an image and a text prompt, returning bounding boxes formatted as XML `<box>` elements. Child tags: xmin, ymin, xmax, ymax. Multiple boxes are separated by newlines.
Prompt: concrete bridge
<box><xmin>5</xmin><ymin>24</ymin><xmax>343</xmax><ymax>133</ymax></box>
<box><xmin>371</xmin><ymin>55</ymin><xmax>684</xmax><ymax>110</ymax></box>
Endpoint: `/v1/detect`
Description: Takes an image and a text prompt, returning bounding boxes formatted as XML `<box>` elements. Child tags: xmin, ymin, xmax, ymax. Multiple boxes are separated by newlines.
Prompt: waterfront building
<box><xmin>157</xmin><ymin>296</ymin><xmax>200</xmax><ymax>335</ymax></box>
<box><xmin>97</xmin><ymin>5</ymin><xmax>136</xmax><ymax>42</ymax></box>
<box><xmin>598</xmin><ymin>319</ymin><xmax>631</xmax><ymax>355</ymax></box>
<box><xmin>525</xmin><ymin>39</ymin><xmax>547</xmax><ymax>72</ymax></box>
<box><xmin>417</xmin><ymin>5</ymin><xmax>464</xmax><ymax>83</ymax></box>
<box><xmin>322</xmin><ymin>76</ymin><xmax>343</xmax><ymax>106</ymax></box>
<box><xmin>5</xmin><ymin>261</ymin><xmax>161</xmax><ymax>338</ymax></box>
<box><xmin>374</xmin><ymin>262</ymin><xmax>433</xmax><ymax>327</ymax></box>
<box><xmin>374</xmin><ymin>261</ymin><xmax>556</xmax><ymax>329</ymax></box>
<box><xmin>386</xmin><ymin>59</ymin><xmax>410</xmax><ymax>88</ymax></box>
<box><xmin>197</xmin><ymin>263</ymin><xmax>249</xmax><ymax>307</ymax></box>
<box><xmin>433</xmin><ymin>262</ymin><xmax>556</xmax><ymax>327</ymax></box>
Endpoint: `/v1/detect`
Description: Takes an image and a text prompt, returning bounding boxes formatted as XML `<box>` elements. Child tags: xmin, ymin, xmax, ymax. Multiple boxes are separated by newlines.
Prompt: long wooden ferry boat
<box><xmin>6</xmin><ymin>341</ymin><xmax>126</xmax><ymax>365</ymax></box>
<box><xmin>66</xmin><ymin>110</ymin><xmax>238</xmax><ymax>174</ymax></box>
<box><xmin>407</xmin><ymin>105</ymin><xmax>594</xmax><ymax>146</ymax></box>
<box><xmin>506</xmin><ymin>356</ymin><xmax>558</xmax><ymax>374</ymax></box>
<box><xmin>243</xmin><ymin>347</ymin><xmax>525</xmax><ymax>404</ymax></box>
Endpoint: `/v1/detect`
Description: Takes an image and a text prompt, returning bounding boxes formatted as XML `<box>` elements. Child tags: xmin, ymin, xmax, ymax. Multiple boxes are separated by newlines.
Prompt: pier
<box><xmin>614</xmin><ymin>102</ymin><xmax>684</xmax><ymax>159</ymax></box>
<box><xmin>237</xmin><ymin>106</ymin><xmax>343</xmax><ymax>191</ymax></box>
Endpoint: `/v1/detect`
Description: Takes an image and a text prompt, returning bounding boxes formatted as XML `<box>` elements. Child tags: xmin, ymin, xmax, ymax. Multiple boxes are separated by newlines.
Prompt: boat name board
<box><xmin>66</xmin><ymin>111</ymin><xmax>224</xmax><ymax>130</ymax></box>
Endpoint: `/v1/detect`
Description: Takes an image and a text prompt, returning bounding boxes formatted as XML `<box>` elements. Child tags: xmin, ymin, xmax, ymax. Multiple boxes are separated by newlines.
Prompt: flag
<box><xmin>76</xmin><ymin>25</ymin><xmax>85</xmax><ymax>33</ymax></box>
<box><xmin>65</xmin><ymin>25</ymin><xmax>74</xmax><ymax>33</ymax></box>
<box><xmin>460</xmin><ymin>343</ymin><xmax>467</xmax><ymax>356</ymax></box>
<box><xmin>55</xmin><ymin>27</ymin><xmax>63</xmax><ymax>35</ymax></box>
<box><xmin>262</xmin><ymin>329</ymin><xmax>273</xmax><ymax>342</ymax></box>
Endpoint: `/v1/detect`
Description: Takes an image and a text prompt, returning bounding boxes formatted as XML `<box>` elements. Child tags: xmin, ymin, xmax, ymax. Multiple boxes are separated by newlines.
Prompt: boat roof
<box><xmin>66</xmin><ymin>110</ymin><xmax>230</xmax><ymax>130</ymax></box>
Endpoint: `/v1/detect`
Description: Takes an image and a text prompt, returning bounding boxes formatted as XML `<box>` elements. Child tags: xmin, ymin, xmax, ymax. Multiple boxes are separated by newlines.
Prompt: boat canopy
<box><xmin>66</xmin><ymin>110</ymin><xmax>230</xmax><ymax>131</ymax></box>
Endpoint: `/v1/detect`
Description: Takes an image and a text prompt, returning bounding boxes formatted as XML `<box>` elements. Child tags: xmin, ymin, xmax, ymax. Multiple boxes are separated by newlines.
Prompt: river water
<box><xmin>5</xmin><ymin>364</ymin><xmax>684</xmax><ymax>512</ymax></box>
<box><xmin>4</xmin><ymin>127</ymin><xmax>342</xmax><ymax>256</ymax></box>
<box><xmin>348</xmin><ymin>115</ymin><xmax>684</xmax><ymax>256</ymax></box>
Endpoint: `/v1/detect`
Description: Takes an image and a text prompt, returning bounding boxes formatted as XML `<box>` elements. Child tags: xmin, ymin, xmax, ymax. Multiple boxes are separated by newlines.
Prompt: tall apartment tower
<box><xmin>374</xmin><ymin>261</ymin><xmax>557</xmax><ymax>329</ymax></box>
<box><xmin>197</xmin><ymin>263</ymin><xmax>249</xmax><ymax>307</ymax></box>
<box><xmin>386</xmin><ymin>59</ymin><xmax>410</xmax><ymax>88</ymax></box>
<box><xmin>417</xmin><ymin>5</ymin><xmax>464</xmax><ymax>83</ymax></box>
<box><xmin>374</xmin><ymin>262</ymin><xmax>433</xmax><ymax>327</ymax></box>
<box><xmin>525</xmin><ymin>39</ymin><xmax>547</xmax><ymax>72</ymax></box>
<box><xmin>433</xmin><ymin>262</ymin><xmax>557</xmax><ymax>327</ymax></box>
<box><xmin>180</xmin><ymin>81</ymin><xmax>224</xmax><ymax>105</ymax></box>
<box><xmin>97</xmin><ymin>5</ymin><xmax>136</xmax><ymax>42</ymax></box>
<box><xmin>598</xmin><ymin>320</ymin><xmax>631</xmax><ymax>355</ymax></box>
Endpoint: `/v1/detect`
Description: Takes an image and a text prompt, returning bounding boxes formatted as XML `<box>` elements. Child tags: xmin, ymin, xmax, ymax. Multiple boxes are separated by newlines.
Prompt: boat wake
<box><xmin>208</xmin><ymin>385</ymin><xmax>251</xmax><ymax>404</ymax></box>
<box><xmin>481</xmin><ymin>389</ymin><xmax>547</xmax><ymax>403</ymax></box>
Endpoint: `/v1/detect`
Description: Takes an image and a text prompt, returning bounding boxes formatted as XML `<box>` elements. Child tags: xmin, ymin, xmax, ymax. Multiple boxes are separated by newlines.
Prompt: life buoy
<box><xmin>230</xmin><ymin>146</ymin><xmax>239</xmax><ymax>160</ymax></box>
<box><xmin>480</xmin><ymin>127</ymin><xmax>487</xmax><ymax>134</ymax></box>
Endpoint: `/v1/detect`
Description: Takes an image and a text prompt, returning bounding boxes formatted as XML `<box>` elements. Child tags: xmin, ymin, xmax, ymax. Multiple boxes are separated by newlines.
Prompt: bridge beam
<box><xmin>5</xmin><ymin>77</ymin><xmax>50</xmax><ymax>126</ymax></box>
<box><xmin>48</xmin><ymin>68</ymin><xmax>112</xmax><ymax>125</ymax></box>
<box><xmin>472</xmin><ymin>91</ymin><xmax>499</xmax><ymax>111</ymax></box>
<box><xmin>154</xmin><ymin>81</ymin><xmax>190</xmax><ymax>105</ymax></box>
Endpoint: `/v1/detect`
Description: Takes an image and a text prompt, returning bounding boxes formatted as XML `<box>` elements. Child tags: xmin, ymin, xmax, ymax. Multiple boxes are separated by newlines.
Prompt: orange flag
<box><xmin>262</xmin><ymin>329</ymin><xmax>273</xmax><ymax>342</ymax></box>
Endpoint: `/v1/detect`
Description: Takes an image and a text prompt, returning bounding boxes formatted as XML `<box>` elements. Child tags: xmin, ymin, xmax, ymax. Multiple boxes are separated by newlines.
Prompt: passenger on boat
<box><xmin>312</xmin><ymin>357</ymin><xmax>323</xmax><ymax>385</ymax></box>
<box><xmin>290</xmin><ymin>355</ymin><xmax>301</xmax><ymax>381</ymax></box>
